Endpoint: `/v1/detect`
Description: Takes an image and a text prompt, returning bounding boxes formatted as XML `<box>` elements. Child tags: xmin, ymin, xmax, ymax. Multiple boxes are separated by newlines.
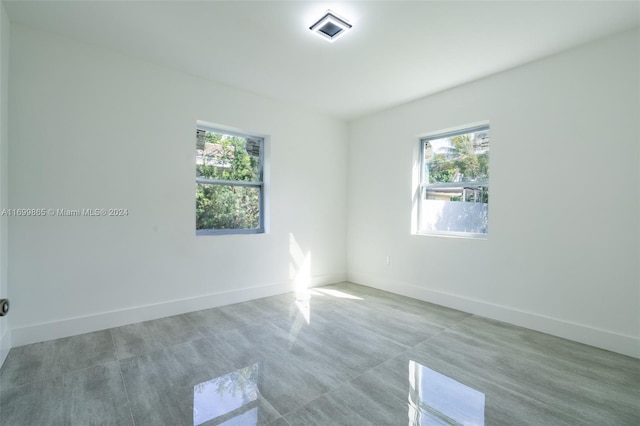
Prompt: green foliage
<box><xmin>428</xmin><ymin>153</ymin><xmax>456</xmax><ymax>183</ymax></box>
<box><xmin>196</xmin><ymin>133</ymin><xmax>259</xmax><ymax>181</ymax></box>
<box><xmin>196</xmin><ymin>185</ymin><xmax>260</xmax><ymax>230</ymax></box>
<box><xmin>427</xmin><ymin>134</ymin><xmax>489</xmax><ymax>183</ymax></box>
<box><xmin>196</xmin><ymin>132</ymin><xmax>261</xmax><ymax>231</ymax></box>
<box><xmin>425</xmin><ymin>133</ymin><xmax>489</xmax><ymax>203</ymax></box>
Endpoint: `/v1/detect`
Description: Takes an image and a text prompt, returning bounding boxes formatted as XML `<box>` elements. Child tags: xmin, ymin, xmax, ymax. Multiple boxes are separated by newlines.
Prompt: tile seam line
<box><xmin>339</xmin><ymin>312</ymin><xmax>476</xmax><ymax>389</ymax></box>
<box><xmin>409</xmin><ymin>346</ymin><xmax>589</xmax><ymax>426</ymax></box>
<box><xmin>413</xmin><ymin>317</ymin><xmax>595</xmax><ymax>425</ymax></box>
<box><xmin>287</xmin><ymin>314</ymin><xmax>478</xmax><ymax>419</ymax></box>
<box><xmin>111</xmin><ymin>328</ymin><xmax>137</xmax><ymax>426</ymax></box>
<box><xmin>185</xmin><ymin>313</ymin><xmax>242</xmax><ymax>375</ymax></box>
<box><xmin>262</xmin><ymin>296</ymin><xmax>467</xmax><ymax>417</ymax></box>
<box><xmin>273</xmin><ymin>342</ymin><xmax>411</xmax><ymax>419</ymax></box>
<box><xmin>195</xmin><ymin>320</ymin><xmax>292</xmax><ymax>420</ymax></box>
<box><xmin>279</xmin><ymin>380</ymin><xmax>385</xmax><ymax>426</ymax></box>
<box><xmin>114</xmin><ymin>336</ymin><xmax>210</xmax><ymax>362</ymax></box>
<box><xmin>175</xmin><ymin>292</ymin><xmax>469</xmax><ymax>420</ymax></box>
<box><xmin>403</xmin><ymin>313</ymin><xmax>475</xmax><ymax>351</ymax></box>
<box><xmin>0</xmin><ymin>350</ymin><xmax>119</xmax><ymax>392</ymax></box>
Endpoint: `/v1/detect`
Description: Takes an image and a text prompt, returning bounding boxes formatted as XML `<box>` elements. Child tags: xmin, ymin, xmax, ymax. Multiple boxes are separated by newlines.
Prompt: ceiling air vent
<box><xmin>309</xmin><ymin>11</ymin><xmax>352</xmax><ymax>43</ymax></box>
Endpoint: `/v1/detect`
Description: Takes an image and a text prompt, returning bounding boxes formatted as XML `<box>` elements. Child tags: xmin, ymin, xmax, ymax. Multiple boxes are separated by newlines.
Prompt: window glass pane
<box><xmin>196</xmin><ymin>130</ymin><xmax>261</xmax><ymax>182</ymax></box>
<box><xmin>425</xmin><ymin>186</ymin><xmax>488</xmax><ymax>203</ymax></box>
<box><xmin>420</xmin><ymin>197</ymin><xmax>488</xmax><ymax>234</ymax></box>
<box><xmin>196</xmin><ymin>184</ymin><xmax>260</xmax><ymax>231</ymax></box>
<box><xmin>423</xmin><ymin>129</ymin><xmax>489</xmax><ymax>184</ymax></box>
<box><xmin>419</xmin><ymin>126</ymin><xmax>489</xmax><ymax>237</ymax></box>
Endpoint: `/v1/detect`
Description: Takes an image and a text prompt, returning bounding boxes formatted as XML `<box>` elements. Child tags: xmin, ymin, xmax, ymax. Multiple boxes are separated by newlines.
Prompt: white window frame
<box><xmin>196</xmin><ymin>123</ymin><xmax>265</xmax><ymax>236</ymax></box>
<box><xmin>417</xmin><ymin>124</ymin><xmax>490</xmax><ymax>239</ymax></box>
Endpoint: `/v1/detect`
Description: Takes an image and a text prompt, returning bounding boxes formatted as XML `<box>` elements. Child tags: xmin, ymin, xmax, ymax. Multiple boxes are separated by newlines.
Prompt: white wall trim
<box><xmin>348</xmin><ymin>273</ymin><xmax>640</xmax><ymax>359</ymax></box>
<box><xmin>11</xmin><ymin>273</ymin><xmax>346</xmax><ymax>347</ymax></box>
<box><xmin>0</xmin><ymin>328</ymin><xmax>11</xmax><ymax>367</ymax></box>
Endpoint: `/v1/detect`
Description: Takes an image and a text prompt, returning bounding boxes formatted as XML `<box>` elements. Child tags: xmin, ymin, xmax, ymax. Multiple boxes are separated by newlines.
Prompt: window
<box><xmin>196</xmin><ymin>124</ymin><xmax>264</xmax><ymax>235</ymax></box>
<box><xmin>418</xmin><ymin>125</ymin><xmax>490</xmax><ymax>238</ymax></box>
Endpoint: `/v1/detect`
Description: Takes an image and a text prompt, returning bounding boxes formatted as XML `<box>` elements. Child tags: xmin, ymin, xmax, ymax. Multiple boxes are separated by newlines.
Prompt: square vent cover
<box><xmin>310</xmin><ymin>12</ymin><xmax>352</xmax><ymax>42</ymax></box>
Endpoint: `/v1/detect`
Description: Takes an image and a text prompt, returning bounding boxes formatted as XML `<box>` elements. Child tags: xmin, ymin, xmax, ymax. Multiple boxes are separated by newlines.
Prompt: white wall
<box><xmin>8</xmin><ymin>24</ymin><xmax>347</xmax><ymax>346</ymax></box>
<box><xmin>6</xmin><ymin>21</ymin><xmax>639</xmax><ymax>359</ymax></box>
<box><xmin>0</xmin><ymin>2</ymin><xmax>10</xmax><ymax>365</ymax></box>
<box><xmin>348</xmin><ymin>29</ymin><xmax>640</xmax><ymax>358</ymax></box>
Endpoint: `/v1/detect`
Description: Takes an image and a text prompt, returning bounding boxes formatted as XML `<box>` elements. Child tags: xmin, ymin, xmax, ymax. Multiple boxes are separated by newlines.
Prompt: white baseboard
<box><xmin>0</xmin><ymin>327</ymin><xmax>10</xmax><ymax>367</ymax></box>
<box><xmin>348</xmin><ymin>272</ymin><xmax>640</xmax><ymax>359</ymax></box>
<box><xmin>11</xmin><ymin>273</ymin><xmax>346</xmax><ymax>348</ymax></box>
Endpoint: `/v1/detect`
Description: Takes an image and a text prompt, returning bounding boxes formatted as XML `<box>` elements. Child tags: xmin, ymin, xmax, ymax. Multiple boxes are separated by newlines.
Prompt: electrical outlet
<box><xmin>385</xmin><ymin>256</ymin><xmax>390</xmax><ymax>265</ymax></box>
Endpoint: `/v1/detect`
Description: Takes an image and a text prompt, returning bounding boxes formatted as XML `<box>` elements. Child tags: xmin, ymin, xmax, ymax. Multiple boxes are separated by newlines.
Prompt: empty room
<box><xmin>0</xmin><ymin>1</ymin><xmax>638</xmax><ymax>425</ymax></box>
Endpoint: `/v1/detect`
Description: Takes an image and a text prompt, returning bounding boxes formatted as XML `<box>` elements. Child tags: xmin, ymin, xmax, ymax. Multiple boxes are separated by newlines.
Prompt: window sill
<box><xmin>196</xmin><ymin>228</ymin><xmax>264</xmax><ymax>236</ymax></box>
<box><xmin>414</xmin><ymin>231</ymin><xmax>487</xmax><ymax>240</ymax></box>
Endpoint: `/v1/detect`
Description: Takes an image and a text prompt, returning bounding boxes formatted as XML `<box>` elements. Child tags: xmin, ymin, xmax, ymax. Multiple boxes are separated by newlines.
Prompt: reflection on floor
<box><xmin>194</xmin><ymin>363</ymin><xmax>260</xmax><ymax>425</ymax></box>
<box><xmin>409</xmin><ymin>360</ymin><xmax>485</xmax><ymax>425</ymax></box>
<box><xmin>1</xmin><ymin>282</ymin><xmax>638</xmax><ymax>425</ymax></box>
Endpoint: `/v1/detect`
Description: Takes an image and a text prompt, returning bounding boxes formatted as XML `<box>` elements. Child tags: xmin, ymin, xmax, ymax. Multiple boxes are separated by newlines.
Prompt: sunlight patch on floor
<box><xmin>312</xmin><ymin>288</ymin><xmax>363</xmax><ymax>300</ymax></box>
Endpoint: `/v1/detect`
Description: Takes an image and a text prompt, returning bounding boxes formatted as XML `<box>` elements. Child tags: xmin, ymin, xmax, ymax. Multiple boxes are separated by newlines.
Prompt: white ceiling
<box><xmin>4</xmin><ymin>1</ymin><xmax>639</xmax><ymax>121</ymax></box>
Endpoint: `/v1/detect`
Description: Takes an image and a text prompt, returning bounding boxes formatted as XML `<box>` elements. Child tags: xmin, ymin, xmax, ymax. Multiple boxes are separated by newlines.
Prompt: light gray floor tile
<box><xmin>208</xmin><ymin>322</ymin><xmax>300</xmax><ymax>369</ymax></box>
<box><xmin>322</xmin><ymin>282</ymin><xmax>472</xmax><ymax>327</ymax></box>
<box><xmin>2</xmin><ymin>283</ymin><xmax>638</xmax><ymax>425</ymax></box>
<box><xmin>186</xmin><ymin>294</ymin><xmax>295</xmax><ymax>339</ymax></box>
<box><xmin>208</xmin><ymin>322</ymin><xmax>350</xmax><ymax>415</ymax></box>
<box><xmin>227</xmin><ymin>294</ymin><xmax>294</xmax><ymax>322</ymax></box>
<box><xmin>0</xmin><ymin>362</ymin><xmax>132</xmax><ymax>426</ymax></box>
<box><xmin>266</xmin><ymin>417</ymin><xmax>291</xmax><ymax>426</ymax></box>
<box><xmin>283</xmin><ymin>390</ymin><xmax>375</xmax><ymax>426</ymax></box>
<box><xmin>270</xmin><ymin>311</ymin><xmax>409</xmax><ymax>376</ymax></box>
<box><xmin>313</xmin><ymin>300</ymin><xmax>445</xmax><ymax>347</ymax></box>
<box><xmin>111</xmin><ymin>314</ymin><xmax>200</xmax><ymax>359</ymax></box>
<box><xmin>120</xmin><ymin>338</ymin><xmax>280</xmax><ymax>426</ymax></box>
<box><xmin>414</xmin><ymin>325</ymin><xmax>640</xmax><ymax>425</ymax></box>
<box><xmin>184</xmin><ymin>306</ymin><xmax>245</xmax><ymax>336</ymax></box>
<box><xmin>254</xmin><ymin>357</ymin><xmax>334</xmax><ymax>417</ymax></box>
<box><xmin>285</xmin><ymin>380</ymin><xmax>409</xmax><ymax>426</ymax></box>
<box><xmin>351</xmin><ymin>352</ymin><xmax>583</xmax><ymax>426</ymax></box>
<box><xmin>54</xmin><ymin>329</ymin><xmax>118</xmax><ymax>373</ymax></box>
<box><xmin>0</xmin><ymin>329</ymin><xmax>116</xmax><ymax>388</ymax></box>
<box><xmin>452</xmin><ymin>315</ymin><xmax>640</xmax><ymax>388</ymax></box>
<box><xmin>0</xmin><ymin>340</ymin><xmax>57</xmax><ymax>390</ymax></box>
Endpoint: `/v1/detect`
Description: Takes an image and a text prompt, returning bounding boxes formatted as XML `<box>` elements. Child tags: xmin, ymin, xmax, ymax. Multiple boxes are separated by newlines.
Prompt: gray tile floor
<box><xmin>1</xmin><ymin>282</ymin><xmax>638</xmax><ymax>425</ymax></box>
